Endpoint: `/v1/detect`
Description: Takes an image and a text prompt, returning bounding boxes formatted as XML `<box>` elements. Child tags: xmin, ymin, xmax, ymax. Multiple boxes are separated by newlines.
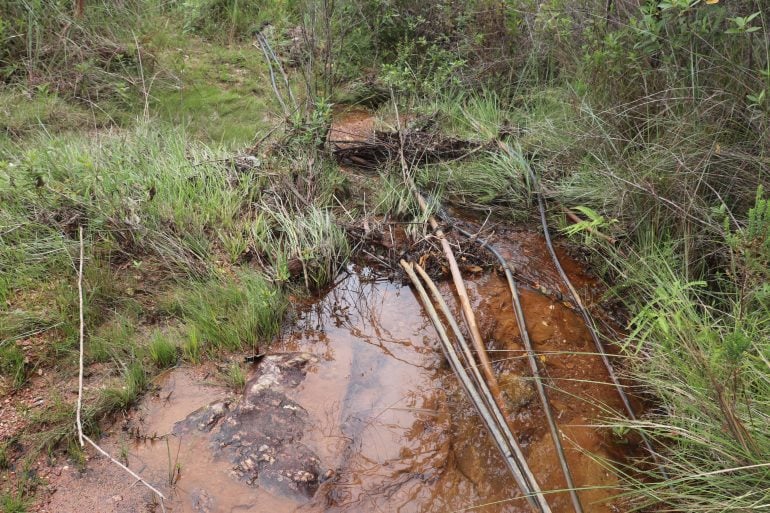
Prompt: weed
<box><xmin>0</xmin><ymin>490</ymin><xmax>27</xmax><ymax>513</ymax></box>
<box><xmin>101</xmin><ymin>363</ymin><xmax>148</xmax><ymax>412</ymax></box>
<box><xmin>87</xmin><ymin>315</ymin><xmax>137</xmax><ymax>364</ymax></box>
<box><xmin>0</xmin><ymin>344</ymin><xmax>25</xmax><ymax>390</ymax></box>
<box><xmin>148</xmin><ymin>331</ymin><xmax>177</xmax><ymax>369</ymax></box>
<box><xmin>166</xmin><ymin>271</ymin><xmax>287</xmax><ymax>352</ymax></box>
<box><xmin>224</xmin><ymin>363</ymin><xmax>246</xmax><ymax>392</ymax></box>
<box><xmin>418</xmin><ymin>150</ymin><xmax>530</xmax><ymax>215</ymax></box>
<box><xmin>253</xmin><ymin>206</ymin><xmax>350</xmax><ymax>290</ymax></box>
<box><xmin>374</xmin><ymin>174</ymin><xmax>421</xmax><ymax>220</ymax></box>
<box><xmin>182</xmin><ymin>326</ymin><xmax>203</xmax><ymax>364</ymax></box>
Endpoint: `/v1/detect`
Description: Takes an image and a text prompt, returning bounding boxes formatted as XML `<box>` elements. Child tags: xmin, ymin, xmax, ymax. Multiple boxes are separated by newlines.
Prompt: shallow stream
<box><xmin>44</xmin><ymin>229</ymin><xmax>633</xmax><ymax>513</ymax></box>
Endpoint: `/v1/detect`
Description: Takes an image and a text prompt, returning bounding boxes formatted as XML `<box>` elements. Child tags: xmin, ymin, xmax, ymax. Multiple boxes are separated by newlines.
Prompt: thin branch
<box><xmin>76</xmin><ymin>226</ymin><xmax>85</xmax><ymax>447</ymax></box>
<box><xmin>75</xmin><ymin>226</ymin><xmax>167</xmax><ymax>510</ymax></box>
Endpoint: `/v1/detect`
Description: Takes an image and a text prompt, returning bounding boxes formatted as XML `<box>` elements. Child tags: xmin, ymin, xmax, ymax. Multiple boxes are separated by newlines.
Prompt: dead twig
<box><xmin>401</xmin><ymin>260</ymin><xmax>552</xmax><ymax>513</ymax></box>
<box><xmin>75</xmin><ymin>226</ymin><xmax>167</xmax><ymax>510</ymax></box>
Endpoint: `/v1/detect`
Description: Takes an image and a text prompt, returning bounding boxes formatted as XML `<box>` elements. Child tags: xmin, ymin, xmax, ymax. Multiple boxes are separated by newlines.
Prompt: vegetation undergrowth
<box><xmin>2</xmin><ymin>0</ymin><xmax>770</xmax><ymax>511</ymax></box>
<box><xmin>364</xmin><ymin>1</ymin><xmax>770</xmax><ymax>511</ymax></box>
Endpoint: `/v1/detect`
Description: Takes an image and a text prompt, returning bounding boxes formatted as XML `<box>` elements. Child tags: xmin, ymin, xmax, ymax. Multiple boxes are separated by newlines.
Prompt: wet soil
<box><xmin>41</xmin><ymin>229</ymin><xmax>633</xmax><ymax>513</ymax></box>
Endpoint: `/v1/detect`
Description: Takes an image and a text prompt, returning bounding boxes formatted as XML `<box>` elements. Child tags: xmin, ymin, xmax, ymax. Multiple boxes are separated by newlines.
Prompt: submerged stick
<box><xmin>401</xmin><ymin>260</ymin><xmax>552</xmax><ymax>513</ymax></box>
<box><xmin>446</xmin><ymin>224</ymin><xmax>584</xmax><ymax>513</ymax></box>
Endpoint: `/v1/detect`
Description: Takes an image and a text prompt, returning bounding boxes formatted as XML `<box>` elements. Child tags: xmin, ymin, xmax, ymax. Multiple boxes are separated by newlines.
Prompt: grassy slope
<box><xmin>0</xmin><ymin>5</ymin><xmax>351</xmax><ymax>507</ymax></box>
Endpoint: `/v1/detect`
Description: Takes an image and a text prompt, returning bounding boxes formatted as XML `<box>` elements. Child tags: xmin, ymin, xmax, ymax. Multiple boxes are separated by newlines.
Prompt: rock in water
<box><xmin>174</xmin><ymin>353</ymin><xmax>322</xmax><ymax>501</ymax></box>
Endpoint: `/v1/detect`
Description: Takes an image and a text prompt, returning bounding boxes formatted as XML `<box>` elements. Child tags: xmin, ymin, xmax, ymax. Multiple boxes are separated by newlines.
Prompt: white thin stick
<box><xmin>82</xmin><ymin>435</ymin><xmax>167</xmax><ymax>505</ymax></box>
<box><xmin>76</xmin><ymin>226</ymin><xmax>85</xmax><ymax>447</ymax></box>
<box><xmin>75</xmin><ymin>226</ymin><xmax>167</xmax><ymax>510</ymax></box>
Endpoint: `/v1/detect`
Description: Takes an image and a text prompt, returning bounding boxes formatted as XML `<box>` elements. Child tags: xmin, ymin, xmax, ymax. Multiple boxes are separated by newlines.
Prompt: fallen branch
<box><xmin>446</xmin><ymin>223</ymin><xmax>584</xmax><ymax>513</ymax></box>
<box><xmin>401</xmin><ymin>260</ymin><xmax>552</xmax><ymax>513</ymax></box>
<box><xmin>75</xmin><ymin>226</ymin><xmax>168</xmax><ymax>510</ymax></box>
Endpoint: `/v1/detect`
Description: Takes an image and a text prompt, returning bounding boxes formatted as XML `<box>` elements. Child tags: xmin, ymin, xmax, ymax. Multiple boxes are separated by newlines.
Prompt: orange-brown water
<box><xmin>42</xmin><ymin>231</ymin><xmax>633</xmax><ymax>513</ymax></box>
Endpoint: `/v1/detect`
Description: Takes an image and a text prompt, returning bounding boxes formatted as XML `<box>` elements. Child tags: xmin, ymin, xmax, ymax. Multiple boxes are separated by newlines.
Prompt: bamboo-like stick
<box><xmin>401</xmin><ymin>260</ymin><xmax>552</xmax><ymax>513</ymax></box>
<box><xmin>446</xmin><ymin>224</ymin><xmax>585</xmax><ymax>513</ymax></box>
<box><xmin>390</xmin><ymin>99</ymin><xmax>504</xmax><ymax>411</ymax></box>
<box><xmin>522</xmin><ymin>160</ymin><xmax>665</xmax><ymax>474</ymax></box>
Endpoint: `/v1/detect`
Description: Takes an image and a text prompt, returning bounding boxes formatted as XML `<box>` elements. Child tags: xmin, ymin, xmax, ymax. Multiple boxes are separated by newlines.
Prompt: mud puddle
<box><xmin>42</xmin><ymin>228</ymin><xmax>633</xmax><ymax>513</ymax></box>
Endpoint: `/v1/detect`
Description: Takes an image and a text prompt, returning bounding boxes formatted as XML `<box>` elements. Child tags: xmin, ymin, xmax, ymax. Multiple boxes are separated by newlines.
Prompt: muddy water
<box><xmin>43</xmin><ymin>230</ymin><xmax>632</xmax><ymax>513</ymax></box>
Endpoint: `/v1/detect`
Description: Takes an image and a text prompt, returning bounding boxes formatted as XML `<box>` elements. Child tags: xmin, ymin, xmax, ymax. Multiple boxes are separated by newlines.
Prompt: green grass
<box><xmin>0</xmin><ymin>490</ymin><xmax>28</xmax><ymax>513</ymax></box>
<box><xmin>418</xmin><ymin>149</ymin><xmax>530</xmax><ymax>216</ymax></box>
<box><xmin>100</xmin><ymin>363</ymin><xmax>149</xmax><ymax>412</ymax></box>
<box><xmin>0</xmin><ymin>90</ymin><xmax>99</xmax><ymax>138</ymax></box>
<box><xmin>602</xmin><ymin>234</ymin><xmax>770</xmax><ymax>512</ymax></box>
<box><xmin>0</xmin><ymin>344</ymin><xmax>26</xmax><ymax>390</ymax></box>
<box><xmin>165</xmin><ymin>271</ymin><xmax>287</xmax><ymax>352</ymax></box>
<box><xmin>254</xmin><ymin>206</ymin><xmax>351</xmax><ymax>290</ymax></box>
<box><xmin>182</xmin><ymin>325</ymin><xmax>203</xmax><ymax>364</ymax></box>
<box><xmin>0</xmin><ymin>443</ymin><xmax>9</xmax><ymax>470</ymax></box>
<box><xmin>148</xmin><ymin>331</ymin><xmax>177</xmax><ymax>368</ymax></box>
<box><xmin>88</xmin><ymin>314</ymin><xmax>137</xmax><ymax>364</ymax></box>
<box><xmin>150</xmin><ymin>41</ymin><xmax>275</xmax><ymax>146</ymax></box>
<box><xmin>224</xmin><ymin>362</ymin><xmax>246</xmax><ymax>392</ymax></box>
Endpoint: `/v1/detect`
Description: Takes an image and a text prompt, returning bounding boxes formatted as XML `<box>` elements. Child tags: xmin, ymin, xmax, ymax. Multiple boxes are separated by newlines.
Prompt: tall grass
<box><xmin>252</xmin><ymin>205</ymin><xmax>350</xmax><ymax>290</ymax></box>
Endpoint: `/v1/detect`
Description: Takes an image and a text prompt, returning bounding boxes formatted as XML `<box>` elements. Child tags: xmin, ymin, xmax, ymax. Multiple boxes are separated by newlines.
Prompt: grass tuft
<box><xmin>224</xmin><ymin>363</ymin><xmax>246</xmax><ymax>392</ymax></box>
<box><xmin>165</xmin><ymin>271</ymin><xmax>287</xmax><ymax>352</ymax></box>
<box><xmin>148</xmin><ymin>331</ymin><xmax>177</xmax><ymax>369</ymax></box>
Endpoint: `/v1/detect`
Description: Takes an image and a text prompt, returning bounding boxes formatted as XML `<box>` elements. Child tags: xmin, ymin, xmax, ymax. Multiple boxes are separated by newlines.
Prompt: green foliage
<box><xmin>253</xmin><ymin>206</ymin><xmax>350</xmax><ymax>289</ymax></box>
<box><xmin>182</xmin><ymin>325</ymin><xmax>203</xmax><ymax>363</ymax></box>
<box><xmin>224</xmin><ymin>362</ymin><xmax>246</xmax><ymax>391</ymax></box>
<box><xmin>611</xmin><ymin>240</ymin><xmax>770</xmax><ymax>512</ymax></box>
<box><xmin>179</xmin><ymin>0</ymin><xmax>293</xmax><ymax>41</ymax></box>
<box><xmin>0</xmin><ymin>344</ymin><xmax>25</xmax><ymax>390</ymax></box>
<box><xmin>0</xmin><ymin>489</ymin><xmax>28</xmax><ymax>513</ymax></box>
<box><xmin>726</xmin><ymin>186</ymin><xmax>770</xmax><ymax>283</ymax></box>
<box><xmin>382</xmin><ymin>38</ymin><xmax>466</xmax><ymax>96</ymax></box>
<box><xmin>101</xmin><ymin>363</ymin><xmax>148</xmax><ymax>411</ymax></box>
<box><xmin>560</xmin><ymin>206</ymin><xmax>617</xmax><ymax>245</ymax></box>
